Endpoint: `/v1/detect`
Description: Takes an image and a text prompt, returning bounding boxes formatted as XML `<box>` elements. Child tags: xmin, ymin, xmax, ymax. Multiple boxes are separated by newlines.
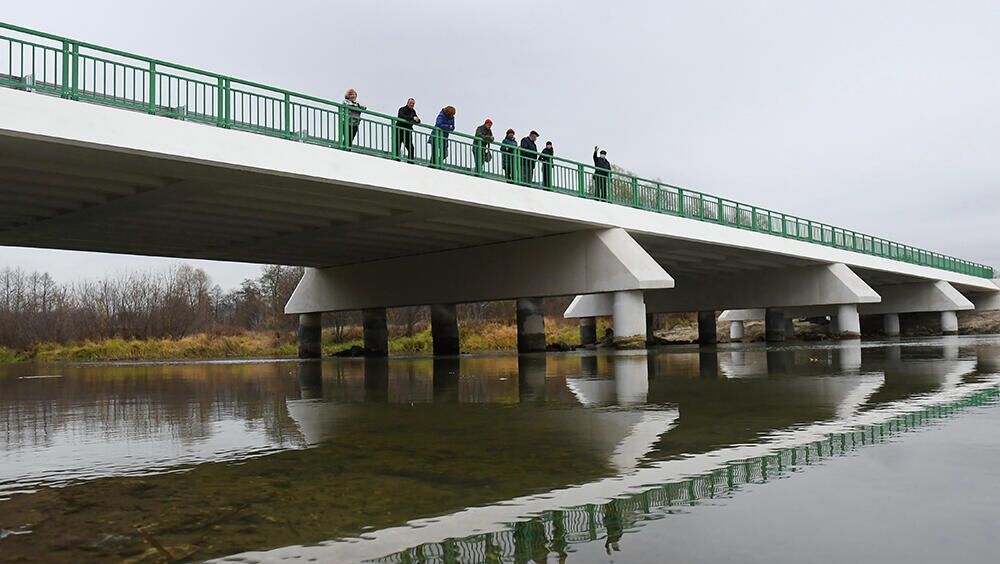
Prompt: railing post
<box><xmin>147</xmin><ymin>62</ymin><xmax>156</xmax><ymax>114</ymax></box>
<box><xmin>60</xmin><ymin>41</ymin><xmax>71</xmax><ymax>99</ymax></box>
<box><xmin>392</xmin><ymin>122</ymin><xmax>400</xmax><ymax>161</ymax></box>
<box><xmin>655</xmin><ymin>184</ymin><xmax>662</xmax><ymax>211</ymax></box>
<box><xmin>216</xmin><ymin>76</ymin><xmax>225</xmax><ymax>127</ymax></box>
<box><xmin>631</xmin><ymin>176</ymin><xmax>639</xmax><ymax>207</ymax></box>
<box><xmin>283</xmin><ymin>92</ymin><xmax>292</xmax><ymax>139</ymax></box>
<box><xmin>513</xmin><ymin>147</ymin><xmax>522</xmax><ymax>184</ymax></box>
<box><xmin>70</xmin><ymin>43</ymin><xmax>79</xmax><ymax>100</ymax></box>
<box><xmin>717</xmin><ymin>200</ymin><xmax>724</xmax><ymax>224</ymax></box>
<box><xmin>577</xmin><ymin>164</ymin><xmax>586</xmax><ymax>197</ymax></box>
<box><xmin>678</xmin><ymin>188</ymin><xmax>685</xmax><ymax>215</ymax></box>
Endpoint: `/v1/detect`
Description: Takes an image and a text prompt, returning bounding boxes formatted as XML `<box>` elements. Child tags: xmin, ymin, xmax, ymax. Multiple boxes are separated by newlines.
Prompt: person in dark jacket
<box><xmin>593</xmin><ymin>146</ymin><xmax>611</xmax><ymax>199</ymax></box>
<box><xmin>343</xmin><ymin>89</ymin><xmax>366</xmax><ymax>147</ymax></box>
<box><xmin>519</xmin><ymin>130</ymin><xmax>539</xmax><ymax>184</ymax></box>
<box><xmin>395</xmin><ymin>98</ymin><xmax>420</xmax><ymax>161</ymax></box>
<box><xmin>429</xmin><ymin>105</ymin><xmax>456</xmax><ymax>165</ymax></box>
<box><xmin>501</xmin><ymin>129</ymin><xmax>517</xmax><ymax>182</ymax></box>
<box><xmin>474</xmin><ymin>119</ymin><xmax>494</xmax><ymax>172</ymax></box>
<box><xmin>540</xmin><ymin>141</ymin><xmax>554</xmax><ymax>188</ymax></box>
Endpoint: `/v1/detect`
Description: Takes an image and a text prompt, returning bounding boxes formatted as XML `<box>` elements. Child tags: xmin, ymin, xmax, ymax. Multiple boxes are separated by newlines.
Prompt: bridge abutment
<box><xmin>516</xmin><ymin>297</ymin><xmax>546</xmax><ymax>353</ymax></box>
<box><xmin>297</xmin><ymin>313</ymin><xmax>323</xmax><ymax>359</ymax></box>
<box><xmin>362</xmin><ymin>307</ymin><xmax>389</xmax><ymax>357</ymax></box>
<box><xmin>431</xmin><ymin>304</ymin><xmax>461</xmax><ymax>356</ymax></box>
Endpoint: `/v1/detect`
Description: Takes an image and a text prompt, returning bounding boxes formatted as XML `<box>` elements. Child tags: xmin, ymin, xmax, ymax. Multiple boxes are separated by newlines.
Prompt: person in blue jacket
<box><xmin>429</xmin><ymin>105</ymin><xmax>456</xmax><ymax>165</ymax></box>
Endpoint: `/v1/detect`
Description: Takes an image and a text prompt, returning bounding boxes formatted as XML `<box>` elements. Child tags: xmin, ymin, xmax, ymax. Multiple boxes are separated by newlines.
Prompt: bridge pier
<box><xmin>729</xmin><ymin>320</ymin><xmax>745</xmax><ymax>342</ymax></box>
<box><xmin>612</xmin><ymin>290</ymin><xmax>647</xmax><ymax>348</ymax></box>
<box><xmin>883</xmin><ymin>313</ymin><xmax>901</xmax><ymax>337</ymax></box>
<box><xmin>646</xmin><ymin>313</ymin><xmax>657</xmax><ymax>346</ymax></box>
<box><xmin>298</xmin><ymin>313</ymin><xmax>322</xmax><ymax>359</ymax></box>
<box><xmin>765</xmin><ymin>309</ymin><xmax>785</xmax><ymax>342</ymax></box>
<box><xmin>362</xmin><ymin>307</ymin><xmax>388</xmax><ymax>357</ymax></box>
<box><xmin>941</xmin><ymin>310</ymin><xmax>959</xmax><ymax>335</ymax></box>
<box><xmin>431</xmin><ymin>304</ymin><xmax>461</xmax><ymax>356</ymax></box>
<box><xmin>784</xmin><ymin>317</ymin><xmax>796</xmax><ymax>340</ymax></box>
<box><xmin>697</xmin><ymin>311</ymin><xmax>717</xmax><ymax>345</ymax></box>
<box><xmin>580</xmin><ymin>317</ymin><xmax>598</xmax><ymax>346</ymax></box>
<box><xmin>516</xmin><ymin>297</ymin><xmax>546</xmax><ymax>353</ymax></box>
<box><xmin>835</xmin><ymin>304</ymin><xmax>861</xmax><ymax>339</ymax></box>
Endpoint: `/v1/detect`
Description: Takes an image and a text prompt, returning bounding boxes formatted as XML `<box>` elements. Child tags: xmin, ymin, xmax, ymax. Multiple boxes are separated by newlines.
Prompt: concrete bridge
<box><xmin>1</xmin><ymin>22</ymin><xmax>997</xmax><ymax>357</ymax></box>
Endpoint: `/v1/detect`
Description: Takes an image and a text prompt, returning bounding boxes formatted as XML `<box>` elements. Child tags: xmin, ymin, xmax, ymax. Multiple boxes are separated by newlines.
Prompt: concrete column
<box><xmin>730</xmin><ymin>320</ymin><xmax>745</xmax><ymax>342</ymax></box>
<box><xmin>297</xmin><ymin>313</ymin><xmax>322</xmax><ymax>359</ymax></box>
<box><xmin>431</xmin><ymin>303</ymin><xmax>460</xmax><ymax>356</ymax></box>
<box><xmin>612</xmin><ymin>290</ymin><xmax>647</xmax><ymax>348</ymax></box>
<box><xmin>829</xmin><ymin>315</ymin><xmax>839</xmax><ymax>336</ymax></box>
<box><xmin>883</xmin><ymin>313</ymin><xmax>900</xmax><ymax>337</ymax></box>
<box><xmin>516</xmin><ymin>297</ymin><xmax>546</xmax><ymax>353</ymax></box>
<box><xmin>837</xmin><ymin>304</ymin><xmax>861</xmax><ymax>339</ymax></box>
<box><xmin>941</xmin><ymin>311</ymin><xmax>959</xmax><ymax>335</ymax></box>
<box><xmin>579</xmin><ymin>317</ymin><xmax>598</xmax><ymax>346</ymax></box>
<box><xmin>646</xmin><ymin>313</ymin><xmax>657</xmax><ymax>346</ymax></box>
<box><xmin>784</xmin><ymin>317</ymin><xmax>796</xmax><ymax>340</ymax></box>
<box><xmin>697</xmin><ymin>311</ymin><xmax>717</xmax><ymax>345</ymax></box>
<box><xmin>765</xmin><ymin>309</ymin><xmax>785</xmax><ymax>342</ymax></box>
<box><xmin>362</xmin><ymin>307</ymin><xmax>388</xmax><ymax>357</ymax></box>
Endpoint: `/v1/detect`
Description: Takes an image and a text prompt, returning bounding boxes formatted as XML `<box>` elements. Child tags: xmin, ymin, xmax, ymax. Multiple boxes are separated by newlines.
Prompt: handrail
<box><xmin>0</xmin><ymin>21</ymin><xmax>993</xmax><ymax>279</ymax></box>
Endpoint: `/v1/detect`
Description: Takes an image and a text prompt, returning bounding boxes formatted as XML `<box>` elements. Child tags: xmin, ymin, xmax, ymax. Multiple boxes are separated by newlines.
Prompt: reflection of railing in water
<box><xmin>368</xmin><ymin>386</ymin><xmax>1000</xmax><ymax>564</ymax></box>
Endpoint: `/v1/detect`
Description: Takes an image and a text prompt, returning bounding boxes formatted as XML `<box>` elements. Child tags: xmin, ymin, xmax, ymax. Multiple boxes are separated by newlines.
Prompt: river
<box><xmin>1</xmin><ymin>336</ymin><xmax>998</xmax><ymax>563</ymax></box>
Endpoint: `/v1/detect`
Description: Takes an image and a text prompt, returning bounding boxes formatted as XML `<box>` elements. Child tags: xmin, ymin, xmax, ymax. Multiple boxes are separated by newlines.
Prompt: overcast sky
<box><xmin>3</xmin><ymin>0</ymin><xmax>998</xmax><ymax>289</ymax></box>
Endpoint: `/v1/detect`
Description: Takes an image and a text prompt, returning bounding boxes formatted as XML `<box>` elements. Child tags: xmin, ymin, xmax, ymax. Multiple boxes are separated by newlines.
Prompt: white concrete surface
<box><xmin>613</xmin><ymin>290</ymin><xmax>648</xmax><ymax>340</ymax></box>
<box><xmin>941</xmin><ymin>310</ymin><xmax>959</xmax><ymax>333</ymax></box>
<box><xmin>730</xmin><ymin>319</ymin><xmax>745</xmax><ymax>340</ymax></box>
<box><xmin>837</xmin><ymin>304</ymin><xmax>861</xmax><ymax>335</ymax></box>
<box><xmin>858</xmin><ymin>281</ymin><xmax>974</xmax><ymax>315</ymax></box>
<box><xmin>884</xmin><ymin>313</ymin><xmax>901</xmax><ymax>336</ymax></box>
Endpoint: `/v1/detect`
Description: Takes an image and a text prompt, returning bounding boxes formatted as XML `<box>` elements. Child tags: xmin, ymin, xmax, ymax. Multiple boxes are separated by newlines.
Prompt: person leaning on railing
<box><xmin>395</xmin><ymin>98</ymin><xmax>420</xmax><ymax>161</ymax></box>
<box><xmin>593</xmin><ymin>146</ymin><xmax>611</xmax><ymax>199</ymax></box>
<box><xmin>501</xmin><ymin>129</ymin><xmax>517</xmax><ymax>182</ymax></box>
<box><xmin>343</xmin><ymin>89</ymin><xmax>366</xmax><ymax>147</ymax></box>
<box><xmin>519</xmin><ymin>131</ymin><xmax>540</xmax><ymax>184</ymax></box>
<box><xmin>429</xmin><ymin>105</ymin><xmax>456</xmax><ymax>165</ymax></box>
<box><xmin>540</xmin><ymin>141</ymin><xmax>554</xmax><ymax>189</ymax></box>
<box><xmin>474</xmin><ymin>119</ymin><xmax>494</xmax><ymax>171</ymax></box>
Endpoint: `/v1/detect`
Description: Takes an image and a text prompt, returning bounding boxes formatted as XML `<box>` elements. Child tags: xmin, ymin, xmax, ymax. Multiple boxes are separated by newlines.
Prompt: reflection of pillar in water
<box><xmin>363</xmin><ymin>357</ymin><xmax>389</xmax><ymax>402</ymax></box>
<box><xmin>885</xmin><ymin>344</ymin><xmax>902</xmax><ymax>364</ymax></box>
<box><xmin>698</xmin><ymin>351</ymin><xmax>719</xmax><ymax>379</ymax></box>
<box><xmin>613</xmin><ymin>352</ymin><xmax>649</xmax><ymax>405</ymax></box>
<box><xmin>837</xmin><ymin>341</ymin><xmax>862</xmax><ymax>373</ymax></box>
<box><xmin>388</xmin><ymin>363</ymin><xmax>433</xmax><ymax>404</ymax></box>
<box><xmin>297</xmin><ymin>361</ymin><xmax>323</xmax><ymax>399</ymax></box>
<box><xmin>975</xmin><ymin>345</ymin><xmax>1000</xmax><ymax>374</ymax></box>
<box><xmin>433</xmin><ymin>356</ymin><xmax>461</xmax><ymax>402</ymax></box>
<box><xmin>518</xmin><ymin>355</ymin><xmax>548</xmax><ymax>403</ymax></box>
<box><xmin>942</xmin><ymin>335</ymin><xmax>959</xmax><ymax>361</ymax></box>
<box><xmin>766</xmin><ymin>349</ymin><xmax>792</xmax><ymax>375</ymax></box>
<box><xmin>580</xmin><ymin>354</ymin><xmax>599</xmax><ymax>377</ymax></box>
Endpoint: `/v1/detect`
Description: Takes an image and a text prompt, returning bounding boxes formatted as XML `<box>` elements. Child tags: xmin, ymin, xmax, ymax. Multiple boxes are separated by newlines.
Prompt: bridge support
<box><xmin>580</xmin><ymin>317</ymin><xmax>598</xmax><ymax>346</ymax></box>
<box><xmin>298</xmin><ymin>313</ymin><xmax>322</xmax><ymax>359</ymax></box>
<box><xmin>646</xmin><ymin>313</ymin><xmax>657</xmax><ymax>345</ymax></box>
<box><xmin>836</xmin><ymin>304</ymin><xmax>861</xmax><ymax>339</ymax></box>
<box><xmin>729</xmin><ymin>320</ymin><xmax>745</xmax><ymax>342</ymax></box>
<box><xmin>784</xmin><ymin>317</ymin><xmax>796</xmax><ymax>340</ymax></box>
<box><xmin>941</xmin><ymin>311</ymin><xmax>959</xmax><ymax>335</ymax></box>
<box><xmin>431</xmin><ymin>304</ymin><xmax>460</xmax><ymax>356</ymax></box>
<box><xmin>613</xmin><ymin>290</ymin><xmax>647</xmax><ymax>348</ymax></box>
<box><xmin>883</xmin><ymin>313</ymin><xmax>900</xmax><ymax>337</ymax></box>
<box><xmin>698</xmin><ymin>311</ymin><xmax>717</xmax><ymax>345</ymax></box>
<box><xmin>516</xmin><ymin>297</ymin><xmax>546</xmax><ymax>353</ymax></box>
<box><xmin>362</xmin><ymin>307</ymin><xmax>388</xmax><ymax>357</ymax></box>
<box><xmin>765</xmin><ymin>309</ymin><xmax>785</xmax><ymax>342</ymax></box>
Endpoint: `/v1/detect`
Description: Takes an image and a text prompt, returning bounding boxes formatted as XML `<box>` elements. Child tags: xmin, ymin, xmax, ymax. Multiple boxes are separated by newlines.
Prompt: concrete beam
<box><xmin>565</xmin><ymin>263</ymin><xmax>878</xmax><ymax>318</ymax></box>
<box><xmin>286</xmin><ymin>228</ymin><xmax>673</xmax><ymax>314</ymax></box>
<box><xmin>858</xmin><ymin>281</ymin><xmax>974</xmax><ymax>315</ymax></box>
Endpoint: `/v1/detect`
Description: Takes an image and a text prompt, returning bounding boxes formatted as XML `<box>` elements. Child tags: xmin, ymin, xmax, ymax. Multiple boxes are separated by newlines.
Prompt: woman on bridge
<box><xmin>430</xmin><ymin>106</ymin><xmax>456</xmax><ymax>165</ymax></box>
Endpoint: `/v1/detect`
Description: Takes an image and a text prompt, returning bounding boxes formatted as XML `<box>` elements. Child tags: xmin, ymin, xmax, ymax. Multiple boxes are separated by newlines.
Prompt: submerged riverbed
<box><xmin>1</xmin><ymin>337</ymin><xmax>999</xmax><ymax>563</ymax></box>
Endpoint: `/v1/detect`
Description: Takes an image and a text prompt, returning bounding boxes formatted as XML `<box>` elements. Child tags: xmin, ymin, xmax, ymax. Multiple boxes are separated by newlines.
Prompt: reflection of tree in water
<box><xmin>369</xmin><ymin>386</ymin><xmax>1000</xmax><ymax>563</ymax></box>
<box><xmin>0</xmin><ymin>363</ymin><xmax>304</xmax><ymax>450</ymax></box>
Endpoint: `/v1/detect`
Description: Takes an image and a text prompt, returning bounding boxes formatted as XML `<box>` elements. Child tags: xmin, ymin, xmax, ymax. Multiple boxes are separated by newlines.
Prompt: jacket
<box><xmin>540</xmin><ymin>146</ymin><xmax>553</xmax><ymax>163</ymax></box>
<box><xmin>593</xmin><ymin>149</ymin><xmax>611</xmax><ymax>175</ymax></box>
<box><xmin>434</xmin><ymin>111</ymin><xmax>455</xmax><ymax>137</ymax></box>
<box><xmin>475</xmin><ymin>124</ymin><xmax>494</xmax><ymax>143</ymax></box>
<box><xmin>344</xmin><ymin>97</ymin><xmax>366</xmax><ymax>120</ymax></box>
<box><xmin>397</xmin><ymin>106</ymin><xmax>419</xmax><ymax>129</ymax></box>
<box><xmin>519</xmin><ymin>136</ymin><xmax>538</xmax><ymax>158</ymax></box>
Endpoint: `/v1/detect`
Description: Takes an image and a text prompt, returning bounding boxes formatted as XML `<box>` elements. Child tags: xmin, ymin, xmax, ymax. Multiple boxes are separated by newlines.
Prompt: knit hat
<box><xmin>485</xmin><ymin>119</ymin><xmax>493</xmax><ymax>125</ymax></box>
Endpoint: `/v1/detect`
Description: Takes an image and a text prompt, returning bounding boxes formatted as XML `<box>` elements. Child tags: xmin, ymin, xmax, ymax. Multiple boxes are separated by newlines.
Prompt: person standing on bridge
<box><xmin>593</xmin><ymin>146</ymin><xmax>611</xmax><ymax>199</ymax></box>
<box><xmin>501</xmin><ymin>129</ymin><xmax>517</xmax><ymax>182</ymax></box>
<box><xmin>395</xmin><ymin>98</ymin><xmax>420</xmax><ymax>161</ymax></box>
<box><xmin>343</xmin><ymin>89</ymin><xmax>366</xmax><ymax>148</ymax></box>
<box><xmin>474</xmin><ymin>119</ymin><xmax>494</xmax><ymax>172</ymax></box>
<box><xmin>429</xmin><ymin>105</ymin><xmax>456</xmax><ymax>166</ymax></box>
<box><xmin>540</xmin><ymin>141</ymin><xmax>554</xmax><ymax>189</ymax></box>
<box><xmin>519</xmin><ymin>130</ymin><xmax>539</xmax><ymax>184</ymax></box>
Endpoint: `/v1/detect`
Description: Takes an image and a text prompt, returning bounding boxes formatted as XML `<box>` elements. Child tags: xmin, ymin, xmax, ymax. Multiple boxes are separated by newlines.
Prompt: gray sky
<box><xmin>3</xmin><ymin>0</ymin><xmax>998</xmax><ymax>289</ymax></box>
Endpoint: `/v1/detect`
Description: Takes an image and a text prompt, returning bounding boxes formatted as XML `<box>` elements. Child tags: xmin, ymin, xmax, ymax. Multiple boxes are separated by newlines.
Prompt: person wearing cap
<box><xmin>540</xmin><ymin>141</ymin><xmax>554</xmax><ymax>189</ymax></box>
<box><xmin>519</xmin><ymin>130</ymin><xmax>540</xmax><ymax>184</ymax></box>
<box><xmin>593</xmin><ymin>146</ymin><xmax>611</xmax><ymax>199</ymax></box>
<box><xmin>501</xmin><ymin>129</ymin><xmax>517</xmax><ymax>182</ymax></box>
<box><xmin>474</xmin><ymin>119</ymin><xmax>495</xmax><ymax>173</ymax></box>
<box><xmin>395</xmin><ymin>98</ymin><xmax>420</xmax><ymax>161</ymax></box>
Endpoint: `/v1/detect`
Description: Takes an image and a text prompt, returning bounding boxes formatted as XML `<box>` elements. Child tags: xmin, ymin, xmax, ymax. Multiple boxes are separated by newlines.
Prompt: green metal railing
<box><xmin>0</xmin><ymin>21</ymin><xmax>993</xmax><ymax>278</ymax></box>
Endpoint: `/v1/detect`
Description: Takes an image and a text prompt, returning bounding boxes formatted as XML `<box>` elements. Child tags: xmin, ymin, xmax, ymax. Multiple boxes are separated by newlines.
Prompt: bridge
<box><xmin>1</xmin><ymin>22</ymin><xmax>998</xmax><ymax>357</ymax></box>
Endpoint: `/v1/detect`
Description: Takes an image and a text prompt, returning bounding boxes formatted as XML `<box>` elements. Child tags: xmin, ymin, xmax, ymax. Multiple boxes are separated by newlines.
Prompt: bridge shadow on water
<box><xmin>1</xmin><ymin>337</ymin><xmax>999</xmax><ymax>563</ymax></box>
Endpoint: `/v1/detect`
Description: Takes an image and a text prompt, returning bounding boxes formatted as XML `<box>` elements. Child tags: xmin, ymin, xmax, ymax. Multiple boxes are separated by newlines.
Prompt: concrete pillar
<box><xmin>431</xmin><ymin>303</ymin><xmax>460</xmax><ymax>356</ymax></box>
<box><xmin>580</xmin><ymin>317</ymin><xmax>598</xmax><ymax>346</ymax></box>
<box><xmin>836</xmin><ymin>304</ymin><xmax>861</xmax><ymax>339</ymax></box>
<box><xmin>362</xmin><ymin>307</ymin><xmax>388</xmax><ymax>357</ymax></box>
<box><xmin>784</xmin><ymin>317</ymin><xmax>796</xmax><ymax>340</ymax></box>
<box><xmin>646</xmin><ymin>313</ymin><xmax>657</xmax><ymax>346</ymax></box>
<box><xmin>829</xmin><ymin>315</ymin><xmax>840</xmax><ymax>337</ymax></box>
<box><xmin>297</xmin><ymin>313</ymin><xmax>322</xmax><ymax>359</ymax></box>
<box><xmin>697</xmin><ymin>311</ymin><xmax>717</xmax><ymax>345</ymax></box>
<box><xmin>883</xmin><ymin>313</ymin><xmax>900</xmax><ymax>337</ymax></box>
<box><xmin>432</xmin><ymin>357</ymin><xmax>461</xmax><ymax>402</ymax></box>
<box><xmin>612</xmin><ymin>290</ymin><xmax>647</xmax><ymax>348</ymax></box>
<box><xmin>516</xmin><ymin>297</ymin><xmax>546</xmax><ymax>353</ymax></box>
<box><xmin>941</xmin><ymin>311</ymin><xmax>959</xmax><ymax>335</ymax></box>
<box><xmin>765</xmin><ymin>309</ymin><xmax>785</xmax><ymax>342</ymax></box>
<box><xmin>729</xmin><ymin>320</ymin><xmax>745</xmax><ymax>342</ymax></box>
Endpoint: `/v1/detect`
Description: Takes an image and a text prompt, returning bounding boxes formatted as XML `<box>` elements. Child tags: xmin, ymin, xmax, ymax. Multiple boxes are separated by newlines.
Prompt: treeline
<box><xmin>0</xmin><ymin>264</ymin><xmax>576</xmax><ymax>349</ymax></box>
